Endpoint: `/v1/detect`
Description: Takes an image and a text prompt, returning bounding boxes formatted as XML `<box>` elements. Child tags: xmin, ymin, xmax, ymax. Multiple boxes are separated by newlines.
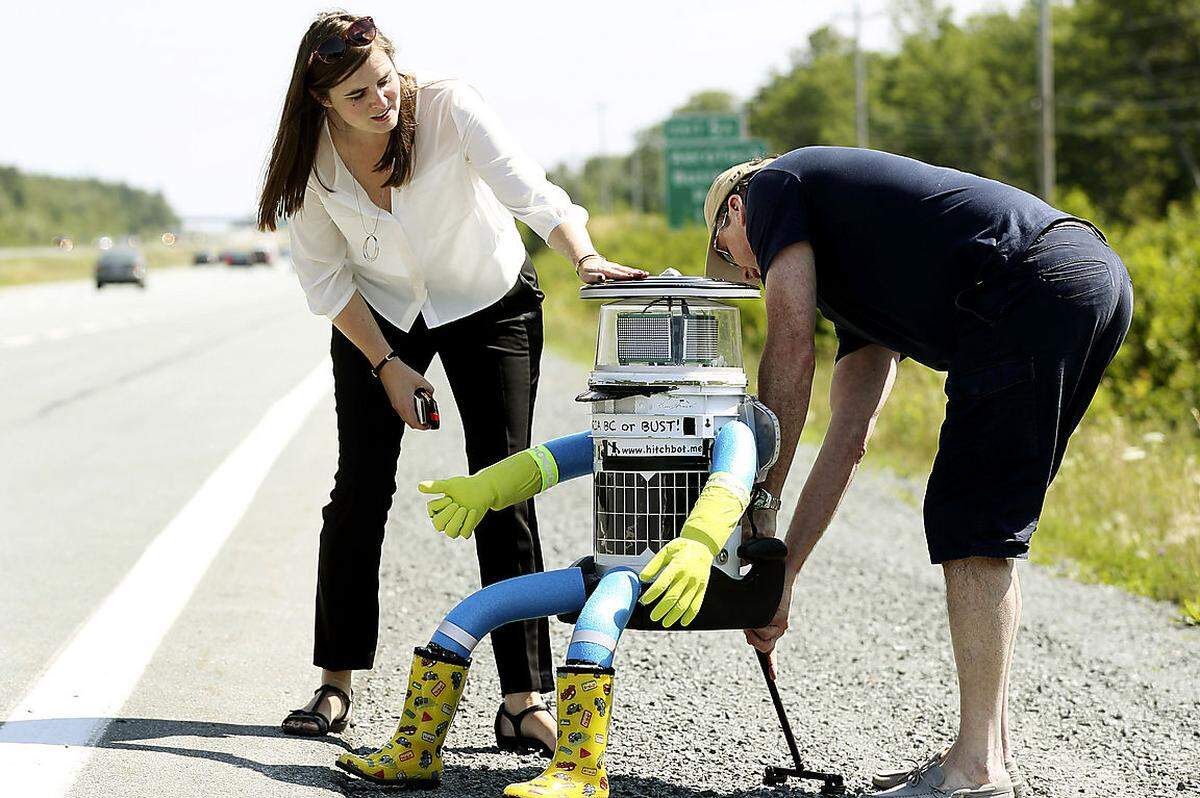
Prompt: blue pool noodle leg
<box><xmin>566</xmin><ymin>568</ymin><xmax>641</xmax><ymax>668</ymax></box>
<box><xmin>431</xmin><ymin>568</ymin><xmax>588</xmax><ymax>660</ymax></box>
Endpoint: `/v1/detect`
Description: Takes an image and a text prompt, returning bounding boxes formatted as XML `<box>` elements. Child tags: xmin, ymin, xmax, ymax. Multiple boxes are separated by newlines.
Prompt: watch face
<box><xmin>751</xmin><ymin>490</ymin><xmax>778</xmax><ymax>511</ymax></box>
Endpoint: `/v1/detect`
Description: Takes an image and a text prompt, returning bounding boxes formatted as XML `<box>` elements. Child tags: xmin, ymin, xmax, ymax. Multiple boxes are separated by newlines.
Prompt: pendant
<box><xmin>362</xmin><ymin>234</ymin><xmax>380</xmax><ymax>262</ymax></box>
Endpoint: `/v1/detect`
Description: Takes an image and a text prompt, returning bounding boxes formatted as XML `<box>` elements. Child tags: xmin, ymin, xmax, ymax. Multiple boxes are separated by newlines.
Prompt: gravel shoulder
<box><xmin>341</xmin><ymin>351</ymin><xmax>1199</xmax><ymax>798</ymax></box>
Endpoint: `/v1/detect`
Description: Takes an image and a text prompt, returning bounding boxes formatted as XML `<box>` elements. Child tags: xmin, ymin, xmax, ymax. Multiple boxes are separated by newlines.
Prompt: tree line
<box><xmin>553</xmin><ymin>0</ymin><xmax>1200</xmax><ymax>225</ymax></box>
<box><xmin>0</xmin><ymin>165</ymin><xmax>180</xmax><ymax>247</ymax></box>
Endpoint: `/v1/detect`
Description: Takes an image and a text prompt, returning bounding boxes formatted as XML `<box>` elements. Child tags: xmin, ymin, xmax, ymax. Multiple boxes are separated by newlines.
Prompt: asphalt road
<box><xmin>0</xmin><ymin>264</ymin><xmax>1196</xmax><ymax>797</ymax></box>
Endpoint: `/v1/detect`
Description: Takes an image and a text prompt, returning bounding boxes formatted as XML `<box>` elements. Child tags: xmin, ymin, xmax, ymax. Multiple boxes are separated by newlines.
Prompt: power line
<box><xmin>1057</xmin><ymin>95</ymin><xmax>1200</xmax><ymax>112</ymax></box>
<box><xmin>1059</xmin><ymin>119</ymin><xmax>1200</xmax><ymax>136</ymax></box>
<box><xmin>1077</xmin><ymin>9</ymin><xmax>1200</xmax><ymax>34</ymax></box>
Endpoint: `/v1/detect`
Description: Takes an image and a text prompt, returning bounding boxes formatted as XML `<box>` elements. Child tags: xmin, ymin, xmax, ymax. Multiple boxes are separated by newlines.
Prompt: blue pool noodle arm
<box><xmin>710</xmin><ymin>420</ymin><xmax>756</xmax><ymax>492</ymax></box>
<box><xmin>542</xmin><ymin>431</ymin><xmax>593</xmax><ymax>483</ymax></box>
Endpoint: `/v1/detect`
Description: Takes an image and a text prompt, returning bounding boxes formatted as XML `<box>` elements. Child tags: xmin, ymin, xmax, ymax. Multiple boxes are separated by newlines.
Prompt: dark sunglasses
<box><xmin>309</xmin><ymin>17</ymin><xmax>377</xmax><ymax>66</ymax></box>
<box><xmin>712</xmin><ymin>206</ymin><xmax>737</xmax><ymax>267</ymax></box>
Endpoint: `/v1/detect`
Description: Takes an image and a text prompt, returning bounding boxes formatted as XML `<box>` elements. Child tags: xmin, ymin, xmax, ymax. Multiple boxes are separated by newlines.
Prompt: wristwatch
<box><xmin>749</xmin><ymin>486</ymin><xmax>781</xmax><ymax>512</ymax></box>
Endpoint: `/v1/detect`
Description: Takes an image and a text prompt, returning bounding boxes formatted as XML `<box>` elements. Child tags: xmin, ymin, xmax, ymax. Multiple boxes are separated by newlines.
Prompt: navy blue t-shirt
<box><xmin>745</xmin><ymin>147</ymin><xmax>1070</xmax><ymax>370</ymax></box>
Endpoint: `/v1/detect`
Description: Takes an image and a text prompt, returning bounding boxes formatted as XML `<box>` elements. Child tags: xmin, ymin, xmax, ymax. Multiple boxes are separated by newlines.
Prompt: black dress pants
<box><xmin>314</xmin><ymin>258</ymin><xmax>553</xmax><ymax>695</ymax></box>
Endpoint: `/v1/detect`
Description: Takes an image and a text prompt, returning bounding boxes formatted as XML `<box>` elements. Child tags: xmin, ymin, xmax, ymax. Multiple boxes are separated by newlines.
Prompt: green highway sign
<box><xmin>663</xmin><ymin>114</ymin><xmax>743</xmax><ymax>141</ymax></box>
<box><xmin>665</xmin><ymin>138</ymin><xmax>768</xmax><ymax>228</ymax></box>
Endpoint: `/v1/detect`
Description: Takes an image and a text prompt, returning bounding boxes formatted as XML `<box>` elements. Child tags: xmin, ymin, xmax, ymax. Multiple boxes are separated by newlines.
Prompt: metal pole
<box><xmin>597</xmin><ymin>102</ymin><xmax>611</xmax><ymax>213</ymax></box>
<box><xmin>854</xmin><ymin>2</ymin><xmax>868</xmax><ymax>148</ymax></box>
<box><xmin>631</xmin><ymin>145</ymin><xmax>643</xmax><ymax>214</ymax></box>
<box><xmin>1038</xmin><ymin>0</ymin><xmax>1056</xmax><ymax>200</ymax></box>
<box><xmin>756</xmin><ymin>651</ymin><xmax>804</xmax><ymax>769</ymax></box>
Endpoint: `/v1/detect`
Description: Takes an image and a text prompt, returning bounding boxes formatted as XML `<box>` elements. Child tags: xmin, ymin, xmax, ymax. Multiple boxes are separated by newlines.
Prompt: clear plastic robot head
<box><xmin>581</xmin><ymin>274</ymin><xmax>759</xmax><ymax>387</ymax></box>
<box><xmin>594</xmin><ymin>297</ymin><xmax>743</xmax><ymax>370</ymax></box>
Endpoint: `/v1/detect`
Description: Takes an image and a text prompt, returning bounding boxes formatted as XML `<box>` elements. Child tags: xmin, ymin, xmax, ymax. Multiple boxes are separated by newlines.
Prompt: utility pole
<box><xmin>1038</xmin><ymin>0</ymin><xmax>1056</xmax><ymax>200</ymax></box>
<box><xmin>597</xmin><ymin>102</ymin><xmax>611</xmax><ymax>213</ymax></box>
<box><xmin>854</xmin><ymin>1</ymin><xmax>869</xmax><ymax>148</ymax></box>
<box><xmin>630</xmin><ymin>144</ymin><xmax>644</xmax><ymax>214</ymax></box>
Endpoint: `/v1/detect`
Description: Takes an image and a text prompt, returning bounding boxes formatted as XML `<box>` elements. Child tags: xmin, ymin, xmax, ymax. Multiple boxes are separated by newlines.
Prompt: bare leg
<box><xmin>1002</xmin><ymin>568</ymin><xmax>1021</xmax><ymax>763</ymax></box>
<box><xmin>500</xmin><ymin>691</ymin><xmax>557</xmax><ymax>750</ymax></box>
<box><xmin>286</xmin><ymin>669</ymin><xmax>352</xmax><ymax>734</ymax></box>
<box><xmin>939</xmin><ymin>557</ymin><xmax>1017</xmax><ymax>790</ymax></box>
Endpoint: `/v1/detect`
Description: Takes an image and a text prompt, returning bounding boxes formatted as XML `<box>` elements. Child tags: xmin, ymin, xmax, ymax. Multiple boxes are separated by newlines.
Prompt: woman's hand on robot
<box><xmin>638</xmin><ymin>538</ymin><xmax>712</xmax><ymax>628</ymax></box>
<box><xmin>417</xmin><ymin>478</ymin><xmax>486</xmax><ymax>540</ymax></box>
<box><xmin>575</xmin><ymin>256</ymin><xmax>649</xmax><ymax>284</ymax></box>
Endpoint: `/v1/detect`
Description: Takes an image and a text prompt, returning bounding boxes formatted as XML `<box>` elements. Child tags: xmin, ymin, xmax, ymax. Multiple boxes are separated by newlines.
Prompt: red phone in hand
<box><xmin>414</xmin><ymin>388</ymin><xmax>440</xmax><ymax>429</ymax></box>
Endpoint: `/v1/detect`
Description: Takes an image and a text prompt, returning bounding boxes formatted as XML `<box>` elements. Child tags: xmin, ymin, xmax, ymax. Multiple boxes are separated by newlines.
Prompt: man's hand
<box><xmin>745</xmin><ymin>578</ymin><xmax>795</xmax><ymax>665</ymax></box>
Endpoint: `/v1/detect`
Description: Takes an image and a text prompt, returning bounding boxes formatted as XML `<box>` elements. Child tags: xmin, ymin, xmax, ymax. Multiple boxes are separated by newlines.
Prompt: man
<box><xmin>704</xmin><ymin>148</ymin><xmax>1132</xmax><ymax>798</ymax></box>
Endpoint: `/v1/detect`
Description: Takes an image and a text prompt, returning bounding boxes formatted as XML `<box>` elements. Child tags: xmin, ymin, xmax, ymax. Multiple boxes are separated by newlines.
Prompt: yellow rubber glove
<box><xmin>638</xmin><ymin>473</ymin><xmax>750</xmax><ymax>627</ymax></box>
<box><xmin>638</xmin><ymin>537</ymin><xmax>713</xmax><ymax>627</ymax></box>
<box><xmin>418</xmin><ymin>449</ymin><xmax>546</xmax><ymax>540</ymax></box>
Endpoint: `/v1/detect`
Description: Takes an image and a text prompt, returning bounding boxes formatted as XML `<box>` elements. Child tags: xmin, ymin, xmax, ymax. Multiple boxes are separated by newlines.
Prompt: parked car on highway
<box><xmin>250</xmin><ymin>247</ymin><xmax>274</xmax><ymax>265</ymax></box>
<box><xmin>192</xmin><ymin>250</ymin><xmax>217</xmax><ymax>265</ymax></box>
<box><xmin>95</xmin><ymin>248</ymin><xmax>147</xmax><ymax>289</ymax></box>
<box><xmin>220</xmin><ymin>250</ymin><xmax>254</xmax><ymax>266</ymax></box>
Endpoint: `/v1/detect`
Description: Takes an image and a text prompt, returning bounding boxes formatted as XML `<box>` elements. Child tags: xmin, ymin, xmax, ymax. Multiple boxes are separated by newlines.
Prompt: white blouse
<box><xmin>287</xmin><ymin>76</ymin><xmax>587</xmax><ymax>331</ymax></box>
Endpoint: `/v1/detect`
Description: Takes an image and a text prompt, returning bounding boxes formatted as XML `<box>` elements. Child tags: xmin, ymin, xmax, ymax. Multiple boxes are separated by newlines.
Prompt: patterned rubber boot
<box><xmin>504</xmin><ymin>665</ymin><xmax>614</xmax><ymax>798</ymax></box>
<box><xmin>336</xmin><ymin>646</ymin><xmax>470</xmax><ymax>787</ymax></box>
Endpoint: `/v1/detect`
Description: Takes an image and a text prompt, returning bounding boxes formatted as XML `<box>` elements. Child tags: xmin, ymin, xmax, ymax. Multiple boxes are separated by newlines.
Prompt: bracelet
<box><xmin>574</xmin><ymin>252</ymin><xmax>602</xmax><ymax>271</ymax></box>
<box><xmin>370</xmin><ymin>350</ymin><xmax>399</xmax><ymax>378</ymax></box>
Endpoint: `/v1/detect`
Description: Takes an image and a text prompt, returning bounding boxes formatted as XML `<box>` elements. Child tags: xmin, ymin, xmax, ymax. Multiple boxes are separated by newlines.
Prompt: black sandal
<box><xmin>282</xmin><ymin>684</ymin><xmax>353</xmax><ymax>736</ymax></box>
<box><xmin>494</xmin><ymin>703</ymin><xmax>554</xmax><ymax>757</ymax></box>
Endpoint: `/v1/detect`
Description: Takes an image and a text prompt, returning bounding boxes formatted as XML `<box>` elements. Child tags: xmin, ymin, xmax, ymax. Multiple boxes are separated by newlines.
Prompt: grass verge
<box><xmin>0</xmin><ymin>244</ymin><xmax>191</xmax><ymax>288</ymax></box>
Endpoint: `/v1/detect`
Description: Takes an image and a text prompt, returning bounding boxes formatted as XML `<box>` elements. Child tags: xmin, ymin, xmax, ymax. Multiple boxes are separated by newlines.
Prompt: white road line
<box><xmin>0</xmin><ymin>358</ymin><xmax>332</xmax><ymax>797</ymax></box>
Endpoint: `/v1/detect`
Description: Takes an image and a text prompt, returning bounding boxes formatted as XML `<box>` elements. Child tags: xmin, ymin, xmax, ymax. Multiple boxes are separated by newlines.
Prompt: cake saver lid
<box><xmin>579</xmin><ymin>268</ymin><xmax>760</xmax><ymax>300</ymax></box>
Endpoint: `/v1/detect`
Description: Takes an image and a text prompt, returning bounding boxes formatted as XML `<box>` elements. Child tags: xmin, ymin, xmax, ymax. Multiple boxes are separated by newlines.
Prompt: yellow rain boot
<box><xmin>505</xmin><ymin>666</ymin><xmax>615</xmax><ymax>798</ymax></box>
<box><xmin>336</xmin><ymin>646</ymin><xmax>470</xmax><ymax>787</ymax></box>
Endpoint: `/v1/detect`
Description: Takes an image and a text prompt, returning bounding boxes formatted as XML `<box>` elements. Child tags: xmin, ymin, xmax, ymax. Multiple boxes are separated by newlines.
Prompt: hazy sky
<box><xmin>4</xmin><ymin>1</ymin><xmax>1022</xmax><ymax>218</ymax></box>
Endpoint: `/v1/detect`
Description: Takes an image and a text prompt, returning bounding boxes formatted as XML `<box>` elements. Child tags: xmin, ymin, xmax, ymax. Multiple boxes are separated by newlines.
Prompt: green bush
<box><xmin>1100</xmin><ymin>201</ymin><xmax>1200</xmax><ymax>425</ymax></box>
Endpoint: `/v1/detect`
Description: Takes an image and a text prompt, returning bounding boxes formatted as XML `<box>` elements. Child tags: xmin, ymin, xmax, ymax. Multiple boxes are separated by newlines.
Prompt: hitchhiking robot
<box><xmin>336</xmin><ymin>274</ymin><xmax>841</xmax><ymax>796</ymax></box>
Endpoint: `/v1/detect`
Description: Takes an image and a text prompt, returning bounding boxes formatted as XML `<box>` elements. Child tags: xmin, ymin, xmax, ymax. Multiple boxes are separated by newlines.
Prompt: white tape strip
<box><xmin>435</xmin><ymin>620</ymin><xmax>479</xmax><ymax>652</ymax></box>
<box><xmin>569</xmin><ymin>629</ymin><xmax>619</xmax><ymax>652</ymax></box>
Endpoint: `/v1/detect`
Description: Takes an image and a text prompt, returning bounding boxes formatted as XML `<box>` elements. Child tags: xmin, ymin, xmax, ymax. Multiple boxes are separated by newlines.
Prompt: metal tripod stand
<box><xmin>756</xmin><ymin>650</ymin><xmax>845</xmax><ymax>794</ymax></box>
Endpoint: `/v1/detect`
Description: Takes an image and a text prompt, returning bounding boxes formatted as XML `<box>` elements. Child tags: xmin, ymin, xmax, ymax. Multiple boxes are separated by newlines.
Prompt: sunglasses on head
<box><xmin>309</xmin><ymin>17</ymin><xmax>377</xmax><ymax>66</ymax></box>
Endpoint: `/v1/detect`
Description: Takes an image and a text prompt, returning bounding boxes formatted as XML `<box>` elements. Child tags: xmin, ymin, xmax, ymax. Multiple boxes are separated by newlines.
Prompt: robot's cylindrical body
<box><xmin>580</xmin><ymin>277</ymin><xmax>779</xmax><ymax>579</ymax></box>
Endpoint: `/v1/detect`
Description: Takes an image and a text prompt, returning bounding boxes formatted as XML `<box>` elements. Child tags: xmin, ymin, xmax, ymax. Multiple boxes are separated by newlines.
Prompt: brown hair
<box><xmin>256</xmin><ymin>11</ymin><xmax>417</xmax><ymax>232</ymax></box>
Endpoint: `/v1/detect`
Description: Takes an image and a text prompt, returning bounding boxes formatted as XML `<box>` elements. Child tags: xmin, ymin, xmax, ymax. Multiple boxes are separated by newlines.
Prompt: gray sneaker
<box><xmin>868</xmin><ymin>764</ymin><xmax>1014</xmax><ymax>798</ymax></box>
<box><xmin>873</xmin><ymin>753</ymin><xmax>1025</xmax><ymax>798</ymax></box>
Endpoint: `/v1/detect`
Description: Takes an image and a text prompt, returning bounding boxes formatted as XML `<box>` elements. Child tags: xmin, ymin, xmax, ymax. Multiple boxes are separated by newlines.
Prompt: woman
<box><xmin>256</xmin><ymin>11</ymin><xmax>644</xmax><ymax>753</ymax></box>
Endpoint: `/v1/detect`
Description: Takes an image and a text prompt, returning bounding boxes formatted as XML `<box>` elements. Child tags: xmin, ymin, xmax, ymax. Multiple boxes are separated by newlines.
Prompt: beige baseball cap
<box><xmin>703</xmin><ymin>156</ymin><xmax>776</xmax><ymax>282</ymax></box>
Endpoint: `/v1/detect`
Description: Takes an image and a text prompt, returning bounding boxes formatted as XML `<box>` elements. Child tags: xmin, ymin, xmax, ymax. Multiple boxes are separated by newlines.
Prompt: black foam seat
<box><xmin>556</xmin><ymin>536</ymin><xmax>787</xmax><ymax>631</ymax></box>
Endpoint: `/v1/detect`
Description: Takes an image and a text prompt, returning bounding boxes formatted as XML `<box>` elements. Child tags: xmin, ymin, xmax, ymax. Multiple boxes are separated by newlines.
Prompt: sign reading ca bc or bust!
<box><xmin>590</xmin><ymin>414</ymin><xmax>714</xmax><ymax>438</ymax></box>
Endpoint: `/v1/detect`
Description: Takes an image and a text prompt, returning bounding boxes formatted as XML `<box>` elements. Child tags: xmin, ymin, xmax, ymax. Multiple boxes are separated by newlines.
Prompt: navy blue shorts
<box><xmin>922</xmin><ymin>221</ymin><xmax>1133</xmax><ymax>564</ymax></box>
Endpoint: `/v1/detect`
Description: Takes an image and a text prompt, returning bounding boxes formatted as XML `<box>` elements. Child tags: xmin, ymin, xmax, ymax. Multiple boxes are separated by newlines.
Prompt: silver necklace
<box><xmin>350</xmin><ymin>180</ymin><xmax>383</xmax><ymax>262</ymax></box>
